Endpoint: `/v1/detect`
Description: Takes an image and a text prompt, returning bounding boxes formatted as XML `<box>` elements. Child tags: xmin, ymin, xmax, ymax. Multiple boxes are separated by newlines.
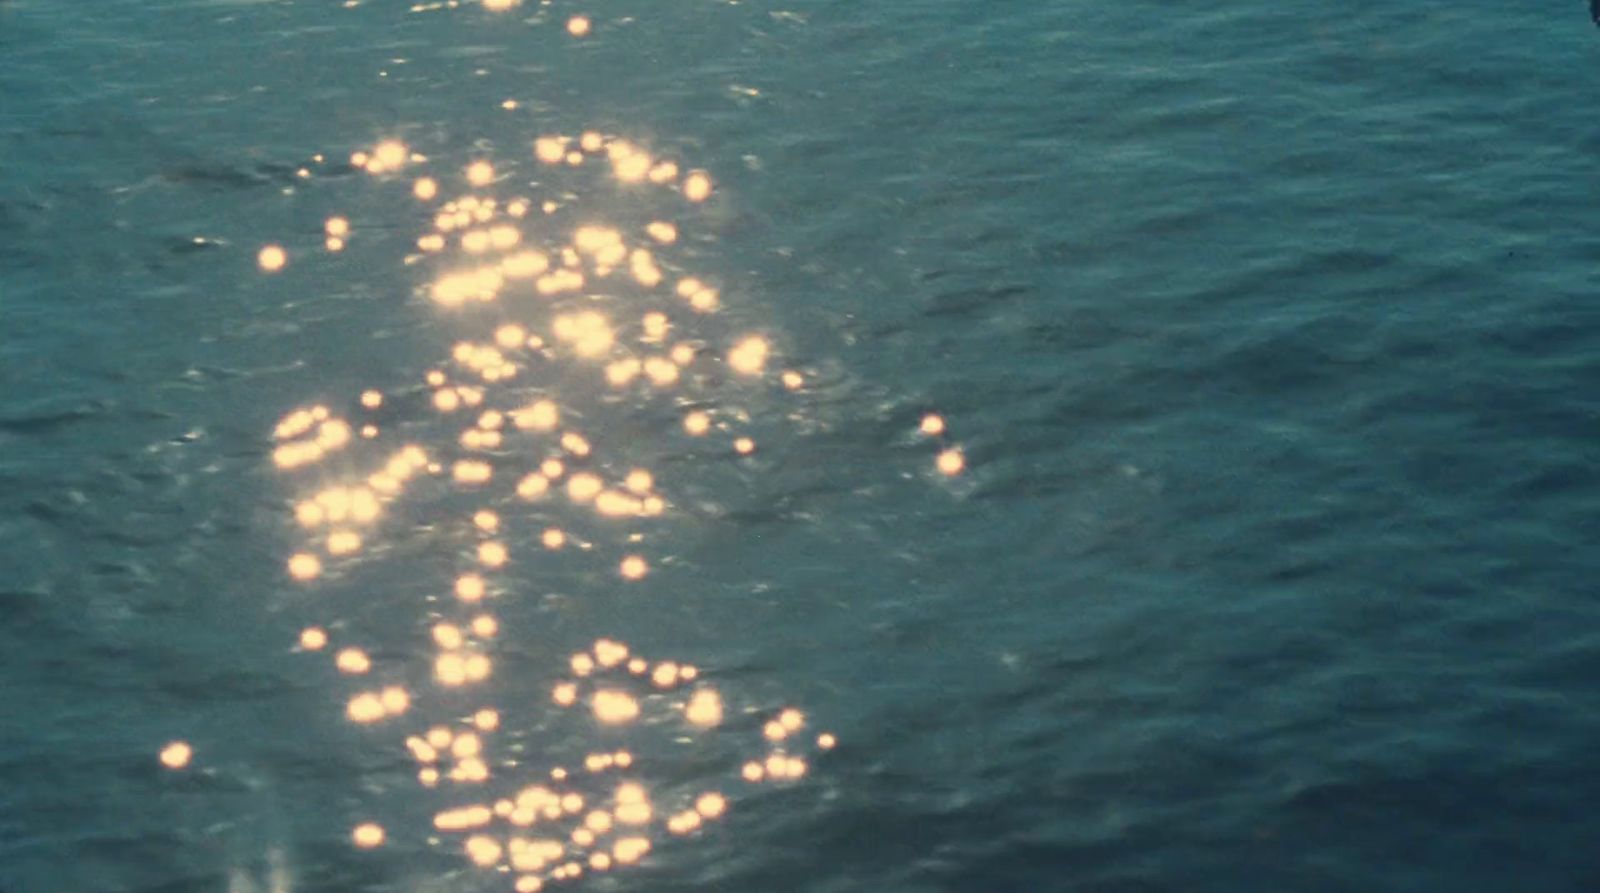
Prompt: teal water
<box><xmin>3</xmin><ymin>1</ymin><xmax>1599</xmax><ymax>891</ymax></box>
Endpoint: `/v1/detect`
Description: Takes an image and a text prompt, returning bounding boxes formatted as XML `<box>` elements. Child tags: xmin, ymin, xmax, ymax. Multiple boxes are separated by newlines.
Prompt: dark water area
<box><xmin>3</xmin><ymin>1</ymin><xmax>1600</xmax><ymax>891</ymax></box>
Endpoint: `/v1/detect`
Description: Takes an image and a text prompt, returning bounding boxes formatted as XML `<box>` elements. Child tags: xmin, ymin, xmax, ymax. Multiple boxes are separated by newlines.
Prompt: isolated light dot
<box><xmin>920</xmin><ymin>414</ymin><xmax>946</xmax><ymax>436</ymax></box>
<box><xmin>336</xmin><ymin>648</ymin><xmax>371</xmax><ymax>675</ymax></box>
<box><xmin>287</xmin><ymin>553</ymin><xmax>322</xmax><ymax>581</ymax></box>
<box><xmin>258</xmin><ymin>245</ymin><xmax>287</xmax><ymax>272</ymax></box>
<box><xmin>299</xmin><ymin>627</ymin><xmax>328</xmax><ymax>651</ymax></box>
<box><xmin>936</xmin><ymin>447</ymin><xmax>966</xmax><ymax>476</ymax></box>
<box><xmin>619</xmin><ymin>555</ymin><xmax>648</xmax><ymax>580</ymax></box>
<box><xmin>683</xmin><ymin>170</ymin><xmax>713</xmax><ymax>202</ymax></box>
<box><xmin>352</xmin><ymin>823</ymin><xmax>386</xmax><ymax>849</ymax></box>
<box><xmin>567</xmin><ymin>15</ymin><xmax>591</xmax><ymax>36</ymax></box>
<box><xmin>159</xmin><ymin>741</ymin><xmax>192</xmax><ymax>770</ymax></box>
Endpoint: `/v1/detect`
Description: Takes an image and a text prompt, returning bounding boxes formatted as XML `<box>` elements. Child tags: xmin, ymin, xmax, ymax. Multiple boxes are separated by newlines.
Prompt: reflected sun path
<box><xmin>170</xmin><ymin>123</ymin><xmax>962</xmax><ymax>891</ymax></box>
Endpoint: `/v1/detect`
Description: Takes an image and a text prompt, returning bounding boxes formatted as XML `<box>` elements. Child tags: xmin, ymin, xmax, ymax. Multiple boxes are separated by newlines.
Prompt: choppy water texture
<box><xmin>3</xmin><ymin>1</ymin><xmax>1600</xmax><ymax>891</ymax></box>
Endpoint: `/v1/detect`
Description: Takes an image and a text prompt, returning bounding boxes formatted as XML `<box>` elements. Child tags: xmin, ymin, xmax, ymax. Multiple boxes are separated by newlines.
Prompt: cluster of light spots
<box><xmin>271</xmin><ymin>407</ymin><xmax>355</xmax><ymax>470</ymax></box>
<box><xmin>257</xmin><ymin>129</ymin><xmax>900</xmax><ymax>893</ymax></box>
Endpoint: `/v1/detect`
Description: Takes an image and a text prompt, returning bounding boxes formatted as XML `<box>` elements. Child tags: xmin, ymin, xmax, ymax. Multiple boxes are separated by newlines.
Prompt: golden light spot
<box><xmin>493</xmin><ymin>325</ymin><xmax>527</xmax><ymax>351</ymax></box>
<box><xmin>683</xmin><ymin>170</ymin><xmax>713</xmax><ymax>203</ymax></box>
<box><xmin>612</xmin><ymin>837</ymin><xmax>650</xmax><ymax>864</ymax></box>
<box><xmin>728</xmin><ymin>335</ymin><xmax>770</xmax><ymax>375</ymax></box>
<box><xmin>696</xmin><ymin>792</ymin><xmax>727</xmax><ymax>819</ymax></box>
<box><xmin>683</xmin><ymin>411</ymin><xmax>711</xmax><ymax>436</ymax></box>
<box><xmin>474</xmin><ymin>708</ymin><xmax>500</xmax><ymax>731</ymax></box>
<box><xmin>452</xmin><ymin>733</ymin><xmax>482</xmax><ymax>759</ymax></box>
<box><xmin>473</xmin><ymin>509</ymin><xmax>500</xmax><ymax>532</ymax></box>
<box><xmin>571</xmin><ymin>653</ymin><xmax>596</xmax><ymax>676</ymax></box>
<box><xmin>347</xmin><ymin>692</ymin><xmax>386</xmax><ymax>723</ymax></box>
<box><xmin>580</xmin><ymin>131</ymin><xmax>604</xmax><ymax>152</ymax></box>
<box><xmin>606</xmin><ymin>357</ymin><xmax>641</xmax><ymax>387</ymax></box>
<box><xmin>372</xmin><ymin>140</ymin><xmax>408</xmax><ymax>171</ymax></box>
<box><xmin>936</xmin><ymin>447</ymin><xmax>966</xmax><ymax>476</ymax></box>
<box><xmin>684</xmin><ymin>689</ymin><xmax>723</xmax><ymax>727</ymax></box>
<box><xmin>553</xmin><ymin>682</ymin><xmax>578</xmax><ymax>706</ymax></box>
<box><xmin>619</xmin><ymin>555</ymin><xmax>649</xmax><ymax>580</ymax></box>
<box><xmin>560</xmin><ymin>432</ymin><xmax>591</xmax><ymax>456</ymax></box>
<box><xmin>465</xmin><ymin>653</ymin><xmax>492</xmax><ymax>682</ymax></box>
<box><xmin>436</xmin><ymin>653</ymin><xmax>468</xmax><ymax>686</ymax></box>
<box><xmin>535</xmin><ymin>136</ymin><xmax>566</xmax><ymax>164</ymax></box>
<box><xmin>406</xmin><ymin>736</ymin><xmax>439</xmax><ymax>763</ymax></box>
<box><xmin>414</xmin><ymin>177</ymin><xmax>438</xmax><ymax>201</ymax></box>
<box><xmin>352</xmin><ymin>823</ymin><xmax>385</xmax><ymax>849</ymax></box>
<box><xmin>159</xmin><ymin>741</ymin><xmax>192</xmax><ymax>770</ymax></box>
<box><xmin>336</xmin><ymin>648</ymin><xmax>371</xmax><ymax>675</ymax></box>
<box><xmin>426</xmin><ymin>727</ymin><xmax>453</xmax><ymax>749</ymax></box>
<box><xmin>359</xmin><ymin>389</ymin><xmax>383</xmax><ymax>409</ymax></box>
<box><xmin>380</xmin><ymin>686</ymin><xmax>410</xmax><ymax>714</ymax></box>
<box><xmin>325</xmin><ymin>236</ymin><xmax>345</xmax><ymax>253</ymax></box>
<box><xmin>465</xmin><ymin>835</ymin><xmax>503</xmax><ymax>867</ymax></box>
<box><xmin>478</xmin><ymin>540</ymin><xmax>509</xmax><ymax>567</ymax></box>
<box><xmin>592</xmin><ymin>690</ymin><xmax>639</xmax><ymax>724</ymax></box>
<box><xmin>782</xmin><ymin>370</ymin><xmax>804</xmax><ymax>390</ymax></box>
<box><xmin>650</xmin><ymin>662</ymin><xmax>679</xmax><ymax>688</ymax></box>
<box><xmin>763</xmin><ymin>720</ymin><xmax>787</xmax><ymax>741</ymax></box>
<box><xmin>649</xmin><ymin>160</ymin><xmax>680</xmax><ymax>183</ymax></box>
<box><xmin>920</xmin><ymin>413</ymin><xmax>946</xmax><ymax>436</ymax></box>
<box><xmin>645</xmin><ymin>221</ymin><xmax>677</xmax><ymax>244</ymax></box>
<box><xmin>671</xmin><ymin>343</ymin><xmax>697</xmax><ymax>365</ymax></box>
<box><xmin>566</xmin><ymin>473</ymin><xmax>603</xmax><ymax>503</ymax></box>
<box><xmin>667</xmin><ymin>811</ymin><xmax>701</xmax><ymax>835</ymax></box>
<box><xmin>472</xmin><ymin>614</ymin><xmax>498</xmax><ymax>638</ymax></box>
<box><xmin>741</xmin><ymin>761</ymin><xmax>764</xmax><ymax>782</ymax></box>
<box><xmin>434</xmin><ymin>805</ymin><xmax>494</xmax><ymax>832</ymax></box>
<box><xmin>641</xmin><ymin>311</ymin><xmax>669</xmax><ymax>341</ymax></box>
<box><xmin>327</xmin><ymin>529</ymin><xmax>362</xmax><ymax>556</ymax></box>
<box><xmin>483</xmin><ymin>0</ymin><xmax>519</xmax><ymax>10</ymax></box>
<box><xmin>457</xmin><ymin>576</ymin><xmax>486</xmax><ymax>604</ymax></box>
<box><xmin>623</xmin><ymin>469</ymin><xmax>654</xmax><ymax>495</ymax></box>
<box><xmin>433</xmin><ymin>623</ymin><xmax>464</xmax><ymax>649</ymax></box>
<box><xmin>287</xmin><ymin>553</ymin><xmax>322</xmax><ymax>581</ymax></box>
<box><xmin>593</xmin><ymin>639</ymin><xmax>629</xmax><ymax>667</ymax></box>
<box><xmin>779</xmin><ymin>708</ymin><xmax>805</xmax><ymax>732</ymax></box>
<box><xmin>643</xmin><ymin>356</ymin><xmax>679</xmax><ymax>386</ymax></box>
<box><xmin>467</xmin><ymin>160</ymin><xmax>495</xmax><ymax>186</ymax></box>
<box><xmin>453</xmin><ymin>459</ymin><xmax>493</xmax><ymax>484</ymax></box>
<box><xmin>516</xmin><ymin>474</ymin><xmax>551</xmax><ymax>500</ymax></box>
<box><xmin>566</xmin><ymin>15</ymin><xmax>591</xmax><ymax>36</ymax></box>
<box><xmin>818</xmin><ymin>732</ymin><xmax>838</xmax><ymax>750</ymax></box>
<box><xmin>542</xmin><ymin>527</ymin><xmax>567</xmax><ymax>550</ymax></box>
<box><xmin>512</xmin><ymin>399</ymin><xmax>559</xmax><ymax>431</ymax></box>
<box><xmin>299</xmin><ymin>627</ymin><xmax>328</xmax><ymax>651</ymax></box>
<box><xmin>734</xmin><ymin>437</ymin><xmax>756</xmax><ymax>455</ymax></box>
<box><xmin>325</xmin><ymin>216</ymin><xmax>350</xmax><ymax>238</ymax></box>
<box><xmin>258</xmin><ymin>244</ymin><xmax>287</xmax><ymax>272</ymax></box>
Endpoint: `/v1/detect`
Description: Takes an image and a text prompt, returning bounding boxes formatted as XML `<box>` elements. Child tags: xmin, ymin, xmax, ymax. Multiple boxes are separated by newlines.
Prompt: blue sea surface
<box><xmin>2</xmin><ymin>1</ymin><xmax>1599</xmax><ymax>891</ymax></box>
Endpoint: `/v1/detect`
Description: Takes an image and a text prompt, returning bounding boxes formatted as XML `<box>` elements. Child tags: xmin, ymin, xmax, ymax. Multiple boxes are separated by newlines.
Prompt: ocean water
<box><xmin>3</xmin><ymin>1</ymin><xmax>1599</xmax><ymax>891</ymax></box>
